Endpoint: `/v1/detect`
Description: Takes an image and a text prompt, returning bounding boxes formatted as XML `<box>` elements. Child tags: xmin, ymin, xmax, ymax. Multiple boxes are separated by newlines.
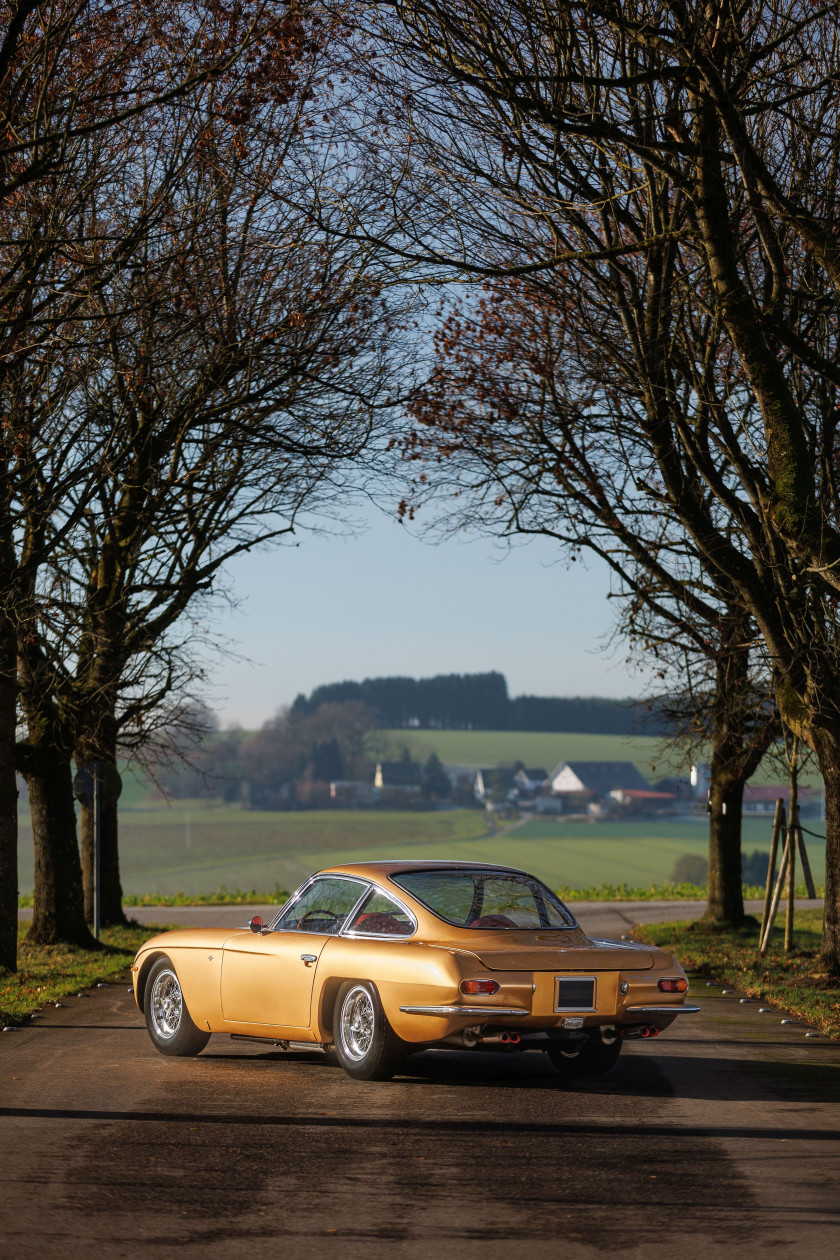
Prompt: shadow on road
<box><xmin>2</xmin><ymin>1103</ymin><xmax>836</xmax><ymax>1144</ymax></box>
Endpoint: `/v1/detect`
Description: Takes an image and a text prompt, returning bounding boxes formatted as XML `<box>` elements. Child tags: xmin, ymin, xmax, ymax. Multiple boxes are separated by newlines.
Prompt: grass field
<box><xmin>377</xmin><ymin>729</ymin><xmax>680</xmax><ymax>777</ymax></box>
<box><xmin>377</xmin><ymin>728</ymin><xmax>823</xmax><ymax>788</ymax></box>
<box><xmin>14</xmin><ymin>728</ymin><xmax>825</xmax><ymax>898</ymax></box>
<box><xmin>17</xmin><ymin>808</ymin><xmax>492</xmax><ymax>896</ymax></box>
<box><xmin>17</xmin><ymin>805</ymin><xmax>825</xmax><ymax>896</ymax></box>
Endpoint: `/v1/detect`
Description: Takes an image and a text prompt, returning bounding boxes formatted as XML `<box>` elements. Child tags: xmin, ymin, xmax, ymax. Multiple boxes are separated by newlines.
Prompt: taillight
<box><xmin>460</xmin><ymin>979</ymin><xmax>500</xmax><ymax>996</ymax></box>
<box><xmin>658</xmin><ymin>977</ymin><xmax>688</xmax><ymax>993</ymax></box>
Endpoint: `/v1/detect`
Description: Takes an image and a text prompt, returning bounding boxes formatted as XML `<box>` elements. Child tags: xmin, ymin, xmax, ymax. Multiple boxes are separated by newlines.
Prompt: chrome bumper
<box><xmin>399</xmin><ymin>1005</ymin><xmax>528</xmax><ymax>1018</ymax></box>
<box><xmin>624</xmin><ymin>1005</ymin><xmax>701</xmax><ymax>1015</ymax></box>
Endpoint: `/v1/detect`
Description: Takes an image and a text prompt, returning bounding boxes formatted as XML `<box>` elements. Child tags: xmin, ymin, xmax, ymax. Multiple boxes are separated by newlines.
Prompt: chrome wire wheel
<box><xmin>340</xmin><ymin>985</ymin><xmax>375</xmax><ymax>1061</ymax></box>
<box><xmin>150</xmin><ymin>968</ymin><xmax>183</xmax><ymax>1040</ymax></box>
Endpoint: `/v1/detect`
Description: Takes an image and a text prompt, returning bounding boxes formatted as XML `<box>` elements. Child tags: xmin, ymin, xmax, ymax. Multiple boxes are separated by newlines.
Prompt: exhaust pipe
<box><xmin>454</xmin><ymin>1028</ymin><xmax>524</xmax><ymax>1048</ymax></box>
<box><xmin>477</xmin><ymin>1031</ymin><xmax>522</xmax><ymax>1046</ymax></box>
<box><xmin>623</xmin><ymin>1025</ymin><xmax>660</xmax><ymax>1040</ymax></box>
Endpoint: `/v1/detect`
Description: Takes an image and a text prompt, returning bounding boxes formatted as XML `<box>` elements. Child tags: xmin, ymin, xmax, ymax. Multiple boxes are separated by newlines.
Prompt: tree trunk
<box><xmin>703</xmin><ymin>609</ymin><xmax>771</xmax><ymax>927</ymax></box>
<box><xmin>78</xmin><ymin>763</ymin><xmax>126</xmax><ymax>928</ymax></box>
<box><xmin>809</xmin><ymin>729</ymin><xmax>840</xmax><ymax>974</ymax></box>
<box><xmin>0</xmin><ymin>611</ymin><xmax>17</xmax><ymax>972</ymax></box>
<box><xmin>706</xmin><ymin>764</ymin><xmax>746</xmax><ymax>926</ymax></box>
<box><xmin>23</xmin><ymin>744</ymin><xmax>94</xmax><ymax>948</ymax></box>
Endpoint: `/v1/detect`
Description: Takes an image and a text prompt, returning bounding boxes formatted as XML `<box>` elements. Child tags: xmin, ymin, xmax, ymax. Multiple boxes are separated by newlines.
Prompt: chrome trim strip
<box><xmin>624</xmin><ymin>1004</ymin><xmax>701</xmax><ymax>1015</ymax></box>
<box><xmin>399</xmin><ymin>1005</ymin><xmax>527</xmax><ymax>1017</ymax></box>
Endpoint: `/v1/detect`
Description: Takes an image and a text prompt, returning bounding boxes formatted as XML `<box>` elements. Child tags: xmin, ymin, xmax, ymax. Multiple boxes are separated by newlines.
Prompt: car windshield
<box><xmin>391</xmin><ymin>869</ymin><xmax>576</xmax><ymax>930</ymax></box>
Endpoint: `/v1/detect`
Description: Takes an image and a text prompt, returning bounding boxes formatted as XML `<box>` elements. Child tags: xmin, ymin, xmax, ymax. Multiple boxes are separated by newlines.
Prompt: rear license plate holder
<box><xmin>554</xmin><ymin>976</ymin><xmax>597</xmax><ymax>1012</ymax></box>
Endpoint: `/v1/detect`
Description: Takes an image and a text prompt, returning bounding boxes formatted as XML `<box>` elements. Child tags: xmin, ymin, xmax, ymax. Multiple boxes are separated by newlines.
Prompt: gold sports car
<box><xmin>132</xmin><ymin>860</ymin><xmax>699</xmax><ymax>1081</ymax></box>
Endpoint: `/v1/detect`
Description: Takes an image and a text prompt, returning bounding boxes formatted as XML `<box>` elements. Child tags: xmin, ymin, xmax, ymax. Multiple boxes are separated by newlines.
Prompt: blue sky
<box><xmin>209</xmin><ymin>509</ymin><xmax>646</xmax><ymax>729</ymax></box>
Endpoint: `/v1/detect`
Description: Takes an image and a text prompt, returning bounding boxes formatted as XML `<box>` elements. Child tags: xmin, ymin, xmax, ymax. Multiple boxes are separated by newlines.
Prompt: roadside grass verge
<box><xmin>557</xmin><ymin>882</ymin><xmax>822</xmax><ymax>902</ymax></box>
<box><xmin>635</xmin><ymin>910</ymin><xmax>840</xmax><ymax>1039</ymax></box>
<box><xmin>0</xmin><ymin>922</ymin><xmax>173</xmax><ymax>1027</ymax></box>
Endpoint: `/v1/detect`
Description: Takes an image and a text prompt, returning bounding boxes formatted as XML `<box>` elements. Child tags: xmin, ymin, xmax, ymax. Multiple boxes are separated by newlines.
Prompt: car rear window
<box><xmin>391</xmin><ymin>869</ymin><xmax>575</xmax><ymax>930</ymax></box>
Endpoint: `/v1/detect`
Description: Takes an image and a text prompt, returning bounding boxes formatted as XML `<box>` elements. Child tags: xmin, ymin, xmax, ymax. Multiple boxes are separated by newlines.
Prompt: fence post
<box><xmin>784</xmin><ymin>807</ymin><xmax>797</xmax><ymax>952</ymax></box>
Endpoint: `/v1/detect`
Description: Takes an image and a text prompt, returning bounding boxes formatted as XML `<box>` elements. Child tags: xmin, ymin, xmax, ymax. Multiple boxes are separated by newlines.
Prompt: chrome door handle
<box><xmin>300</xmin><ymin>954</ymin><xmax>317</xmax><ymax>965</ymax></box>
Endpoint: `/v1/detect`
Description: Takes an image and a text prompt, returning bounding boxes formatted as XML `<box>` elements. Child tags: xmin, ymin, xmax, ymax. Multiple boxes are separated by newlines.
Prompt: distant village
<box><xmin>346</xmin><ymin>758</ymin><xmax>816</xmax><ymax>819</ymax></box>
<box><xmin>159</xmin><ymin>676</ymin><xmax>817</xmax><ymax>818</ymax></box>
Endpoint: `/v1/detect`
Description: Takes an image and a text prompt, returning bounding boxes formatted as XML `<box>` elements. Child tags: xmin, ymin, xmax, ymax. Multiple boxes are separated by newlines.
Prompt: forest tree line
<box><xmin>157</xmin><ymin>700</ymin><xmax>459</xmax><ymax>808</ymax></box>
<box><xmin>290</xmin><ymin>673</ymin><xmax>668</xmax><ymax>735</ymax></box>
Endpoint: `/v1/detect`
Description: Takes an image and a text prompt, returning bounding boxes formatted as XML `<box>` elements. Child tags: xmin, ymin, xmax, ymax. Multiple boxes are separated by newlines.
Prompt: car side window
<box><xmin>276</xmin><ymin>878</ymin><xmax>365</xmax><ymax>934</ymax></box>
<box><xmin>346</xmin><ymin>889</ymin><xmax>414</xmax><ymax>937</ymax></box>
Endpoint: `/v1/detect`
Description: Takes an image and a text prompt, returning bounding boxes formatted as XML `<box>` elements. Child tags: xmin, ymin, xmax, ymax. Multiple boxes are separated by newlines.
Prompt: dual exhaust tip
<box><xmin>461</xmin><ymin>1028</ymin><xmax>521</xmax><ymax>1048</ymax></box>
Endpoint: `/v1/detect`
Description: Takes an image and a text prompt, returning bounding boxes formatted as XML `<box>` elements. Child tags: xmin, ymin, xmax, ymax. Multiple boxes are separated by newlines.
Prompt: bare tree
<box><xmin>11</xmin><ymin>35</ymin><xmax>398</xmax><ymax>944</ymax></box>
<box><xmin>357</xmin><ymin>0</ymin><xmax>840</xmax><ymax>968</ymax></box>
<box><xmin>403</xmin><ymin>275</ymin><xmax>780</xmax><ymax>922</ymax></box>
<box><xmin>0</xmin><ymin>0</ymin><xmax>303</xmax><ymax>970</ymax></box>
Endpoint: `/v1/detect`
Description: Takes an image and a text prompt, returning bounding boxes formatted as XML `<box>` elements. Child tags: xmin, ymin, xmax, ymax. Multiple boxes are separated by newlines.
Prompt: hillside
<box><xmin>375</xmin><ymin>728</ymin><xmax>822</xmax><ymax>788</ymax></box>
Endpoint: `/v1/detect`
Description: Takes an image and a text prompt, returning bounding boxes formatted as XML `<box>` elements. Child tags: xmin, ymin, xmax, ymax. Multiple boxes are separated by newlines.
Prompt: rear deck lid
<box><xmin>473</xmin><ymin>938</ymin><xmax>655</xmax><ymax>972</ymax></box>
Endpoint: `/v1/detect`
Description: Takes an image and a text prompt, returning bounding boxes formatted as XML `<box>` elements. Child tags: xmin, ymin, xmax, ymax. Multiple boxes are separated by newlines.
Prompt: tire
<box><xmin>143</xmin><ymin>957</ymin><xmax>211</xmax><ymax>1057</ymax></box>
<box><xmin>332</xmin><ymin>981</ymin><xmax>404</xmax><ymax>1081</ymax></box>
<box><xmin>547</xmin><ymin>1026</ymin><xmax>622</xmax><ymax>1078</ymax></box>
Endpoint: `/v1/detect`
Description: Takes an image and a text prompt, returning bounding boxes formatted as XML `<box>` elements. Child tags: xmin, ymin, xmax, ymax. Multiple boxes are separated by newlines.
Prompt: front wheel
<box><xmin>144</xmin><ymin>957</ymin><xmax>211</xmax><ymax>1057</ymax></box>
<box><xmin>332</xmin><ymin>981</ymin><xmax>404</xmax><ymax>1081</ymax></box>
<box><xmin>547</xmin><ymin>1026</ymin><xmax>622</xmax><ymax>1078</ymax></box>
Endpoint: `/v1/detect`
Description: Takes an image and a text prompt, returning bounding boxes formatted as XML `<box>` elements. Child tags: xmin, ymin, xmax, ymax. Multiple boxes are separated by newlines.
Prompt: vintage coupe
<box><xmin>132</xmin><ymin>860</ymin><xmax>698</xmax><ymax>1080</ymax></box>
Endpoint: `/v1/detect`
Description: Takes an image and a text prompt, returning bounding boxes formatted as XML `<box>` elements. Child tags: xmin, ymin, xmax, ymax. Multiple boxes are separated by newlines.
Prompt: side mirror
<box><xmin>248</xmin><ymin>915</ymin><xmax>265</xmax><ymax>933</ymax></box>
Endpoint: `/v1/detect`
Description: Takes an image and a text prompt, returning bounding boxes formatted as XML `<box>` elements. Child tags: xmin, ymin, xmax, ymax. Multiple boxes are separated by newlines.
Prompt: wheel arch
<box><xmin>136</xmin><ymin>950</ymin><xmax>172</xmax><ymax>1012</ymax></box>
<box><xmin>316</xmin><ymin>974</ymin><xmax>367</xmax><ymax>1040</ymax></box>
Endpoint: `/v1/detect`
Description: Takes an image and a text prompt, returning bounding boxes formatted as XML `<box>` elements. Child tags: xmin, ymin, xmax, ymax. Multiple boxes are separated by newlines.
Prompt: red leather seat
<box><xmin>354</xmin><ymin>912</ymin><xmax>406</xmax><ymax>935</ymax></box>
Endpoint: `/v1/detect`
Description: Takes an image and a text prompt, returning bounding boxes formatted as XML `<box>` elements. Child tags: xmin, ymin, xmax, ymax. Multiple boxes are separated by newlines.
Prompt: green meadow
<box><xmin>17</xmin><ymin>804</ymin><xmax>825</xmax><ymax>897</ymax></box>
<box><xmin>376</xmin><ymin>729</ymin><xmax>678</xmax><ymax>777</ymax></box>
<box><xmin>376</xmin><ymin>728</ymin><xmax>823</xmax><ymax>788</ymax></box>
<box><xmin>15</xmin><ymin>730</ymin><xmax>824</xmax><ymax>898</ymax></box>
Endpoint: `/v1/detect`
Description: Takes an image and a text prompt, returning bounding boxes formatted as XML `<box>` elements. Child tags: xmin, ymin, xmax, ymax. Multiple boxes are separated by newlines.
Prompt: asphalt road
<box><xmin>2</xmin><ymin>913</ymin><xmax>839</xmax><ymax>1259</ymax></box>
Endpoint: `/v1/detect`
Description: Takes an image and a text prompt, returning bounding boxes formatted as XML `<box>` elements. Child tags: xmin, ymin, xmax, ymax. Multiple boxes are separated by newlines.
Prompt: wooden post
<box><xmin>759</xmin><ymin>799</ymin><xmax>785</xmax><ymax>946</ymax></box>
<box><xmin>759</xmin><ymin>833</ymin><xmax>791</xmax><ymax>955</ymax></box>
<box><xmin>784</xmin><ymin>812</ymin><xmax>796</xmax><ymax>952</ymax></box>
<box><xmin>783</xmin><ymin>752</ymin><xmax>800</xmax><ymax>953</ymax></box>
<box><xmin>794</xmin><ymin>819</ymin><xmax>817</xmax><ymax>900</ymax></box>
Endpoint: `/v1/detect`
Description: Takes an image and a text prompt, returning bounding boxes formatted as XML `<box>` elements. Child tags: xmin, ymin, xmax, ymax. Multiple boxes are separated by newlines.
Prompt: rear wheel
<box><xmin>144</xmin><ymin>957</ymin><xmax>211</xmax><ymax>1057</ymax></box>
<box><xmin>332</xmin><ymin>981</ymin><xmax>404</xmax><ymax>1081</ymax></box>
<box><xmin>547</xmin><ymin>1026</ymin><xmax>622</xmax><ymax>1078</ymax></box>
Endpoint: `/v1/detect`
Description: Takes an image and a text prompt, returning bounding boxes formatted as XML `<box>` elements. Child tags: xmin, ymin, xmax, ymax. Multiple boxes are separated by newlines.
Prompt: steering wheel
<box><xmin>297</xmin><ymin>908</ymin><xmax>341</xmax><ymax>930</ymax></box>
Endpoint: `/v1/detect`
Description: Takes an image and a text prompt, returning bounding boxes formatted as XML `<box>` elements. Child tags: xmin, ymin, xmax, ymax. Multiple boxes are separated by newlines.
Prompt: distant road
<box><xmin>17</xmin><ymin>897</ymin><xmax>825</xmax><ymax>939</ymax></box>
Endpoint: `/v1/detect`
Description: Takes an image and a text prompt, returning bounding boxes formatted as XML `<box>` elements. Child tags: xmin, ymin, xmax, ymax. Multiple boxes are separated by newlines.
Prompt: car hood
<box><xmin>135</xmin><ymin>926</ymin><xmax>248</xmax><ymax>955</ymax></box>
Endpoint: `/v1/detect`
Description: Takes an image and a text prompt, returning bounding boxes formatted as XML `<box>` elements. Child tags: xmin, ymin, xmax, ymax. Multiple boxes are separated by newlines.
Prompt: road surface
<box><xmin>2</xmin><ymin>907</ymin><xmax>838</xmax><ymax>1258</ymax></box>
